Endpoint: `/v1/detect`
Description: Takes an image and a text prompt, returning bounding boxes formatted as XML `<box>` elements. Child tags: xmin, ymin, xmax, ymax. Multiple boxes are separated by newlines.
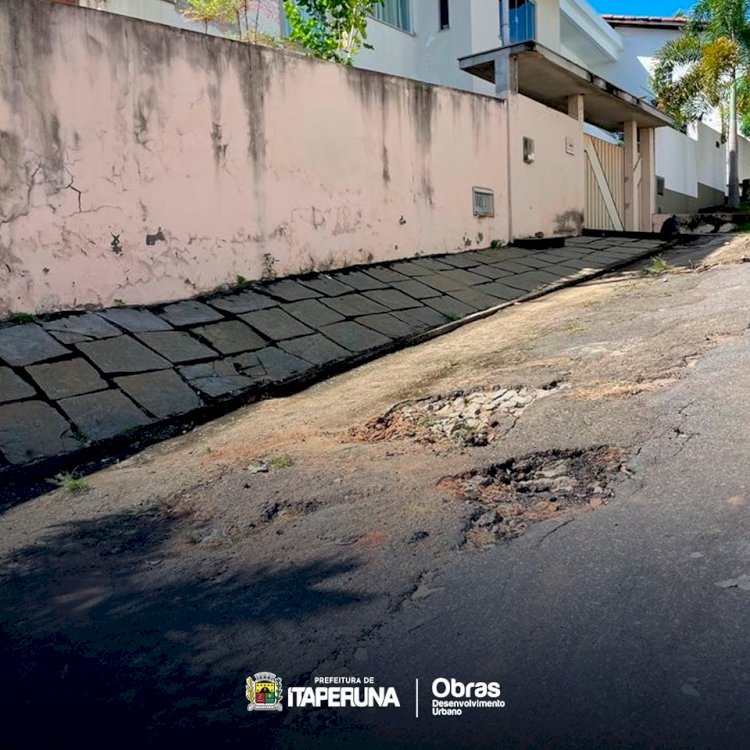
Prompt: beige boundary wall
<box><xmin>508</xmin><ymin>95</ymin><xmax>585</xmax><ymax>238</ymax></box>
<box><xmin>0</xmin><ymin>0</ymin><xmax>583</xmax><ymax>316</ymax></box>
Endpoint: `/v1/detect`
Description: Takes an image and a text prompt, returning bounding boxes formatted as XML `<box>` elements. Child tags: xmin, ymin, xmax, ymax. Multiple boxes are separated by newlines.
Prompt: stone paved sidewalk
<box><xmin>0</xmin><ymin>234</ymin><xmax>665</xmax><ymax>481</ymax></box>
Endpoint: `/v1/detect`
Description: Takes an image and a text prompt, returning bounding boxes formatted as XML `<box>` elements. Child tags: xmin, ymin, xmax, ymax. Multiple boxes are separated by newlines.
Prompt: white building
<box><xmin>358</xmin><ymin>3</ymin><xmax>744</xmax><ymax>216</ymax></box>
<box><xmin>359</xmin><ymin>0</ymin><xmax>623</xmax><ymax>97</ymax></box>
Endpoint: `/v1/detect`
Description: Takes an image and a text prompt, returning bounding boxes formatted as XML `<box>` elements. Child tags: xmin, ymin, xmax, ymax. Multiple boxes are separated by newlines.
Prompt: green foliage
<box><xmin>183</xmin><ymin>0</ymin><xmax>282</xmax><ymax>41</ymax></box>
<box><xmin>738</xmin><ymin>73</ymin><xmax>750</xmax><ymax>133</ymax></box>
<box><xmin>54</xmin><ymin>472</ymin><xmax>91</xmax><ymax>494</ymax></box>
<box><xmin>283</xmin><ymin>0</ymin><xmax>384</xmax><ymax>63</ymax></box>
<box><xmin>652</xmin><ymin>0</ymin><xmax>750</xmax><ymax>207</ymax></box>
<box><xmin>267</xmin><ymin>453</ymin><xmax>294</xmax><ymax>469</ymax></box>
<box><xmin>11</xmin><ymin>312</ymin><xmax>36</xmax><ymax>324</ymax></box>
<box><xmin>235</xmin><ymin>274</ymin><xmax>248</xmax><ymax>288</ymax></box>
<box><xmin>689</xmin><ymin>0</ymin><xmax>750</xmax><ymax>41</ymax></box>
<box><xmin>640</xmin><ymin>254</ymin><xmax>673</xmax><ymax>276</ymax></box>
<box><xmin>183</xmin><ymin>0</ymin><xmax>237</xmax><ymax>31</ymax></box>
<box><xmin>652</xmin><ymin>31</ymin><xmax>744</xmax><ymax>129</ymax></box>
<box><xmin>72</xmin><ymin>427</ymin><xmax>89</xmax><ymax>444</ymax></box>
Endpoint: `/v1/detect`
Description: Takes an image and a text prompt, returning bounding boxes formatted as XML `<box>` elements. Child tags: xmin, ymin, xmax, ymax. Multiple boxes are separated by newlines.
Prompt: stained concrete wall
<box><xmin>0</xmin><ymin>0</ymin><xmax>510</xmax><ymax>316</ymax></box>
<box><xmin>509</xmin><ymin>95</ymin><xmax>585</xmax><ymax>238</ymax></box>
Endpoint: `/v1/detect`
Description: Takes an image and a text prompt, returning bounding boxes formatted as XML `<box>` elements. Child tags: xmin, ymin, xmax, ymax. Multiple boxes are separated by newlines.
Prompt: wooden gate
<box><xmin>584</xmin><ymin>134</ymin><xmax>626</xmax><ymax>231</ymax></box>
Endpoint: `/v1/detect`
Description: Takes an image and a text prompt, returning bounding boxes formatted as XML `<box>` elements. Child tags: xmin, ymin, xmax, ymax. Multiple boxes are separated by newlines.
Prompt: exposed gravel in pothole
<box><xmin>439</xmin><ymin>446</ymin><xmax>630</xmax><ymax>548</ymax></box>
<box><xmin>351</xmin><ymin>382</ymin><xmax>565</xmax><ymax>447</ymax></box>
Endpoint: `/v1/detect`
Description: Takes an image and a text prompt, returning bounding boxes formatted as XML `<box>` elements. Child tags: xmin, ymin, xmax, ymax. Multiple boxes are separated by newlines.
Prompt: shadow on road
<box><xmin>0</xmin><ymin>507</ymin><xmax>371</xmax><ymax>748</ymax></box>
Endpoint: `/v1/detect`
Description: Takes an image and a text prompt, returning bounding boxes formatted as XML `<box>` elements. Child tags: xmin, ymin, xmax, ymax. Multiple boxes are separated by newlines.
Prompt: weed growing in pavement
<box><xmin>53</xmin><ymin>473</ymin><xmax>91</xmax><ymax>493</ymax></box>
<box><xmin>11</xmin><ymin>312</ymin><xmax>36</xmax><ymax>324</ymax></box>
<box><xmin>641</xmin><ymin>255</ymin><xmax>672</xmax><ymax>276</ymax></box>
<box><xmin>267</xmin><ymin>454</ymin><xmax>294</xmax><ymax>470</ymax></box>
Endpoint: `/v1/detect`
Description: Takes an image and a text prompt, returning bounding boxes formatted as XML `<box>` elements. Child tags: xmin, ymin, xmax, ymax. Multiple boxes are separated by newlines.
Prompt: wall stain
<box><xmin>0</xmin><ymin>131</ymin><xmax>22</xmax><ymax>214</ymax></box>
<box><xmin>411</xmin><ymin>83</ymin><xmax>435</xmax><ymax>205</ymax></box>
<box><xmin>146</xmin><ymin>228</ymin><xmax>166</xmax><ymax>246</ymax></box>
<box><xmin>554</xmin><ymin>210</ymin><xmax>584</xmax><ymax>234</ymax></box>
<box><xmin>332</xmin><ymin>207</ymin><xmax>362</xmax><ymax>236</ymax></box>
<box><xmin>238</xmin><ymin>43</ymin><xmax>270</xmax><ymax>239</ymax></box>
<box><xmin>380</xmin><ymin>76</ymin><xmax>390</xmax><ymax>185</ymax></box>
<box><xmin>211</xmin><ymin>122</ymin><xmax>228</xmax><ymax>168</ymax></box>
<box><xmin>133</xmin><ymin>89</ymin><xmax>157</xmax><ymax>148</ymax></box>
<box><xmin>411</xmin><ymin>83</ymin><xmax>435</xmax><ymax>151</ymax></box>
<box><xmin>240</xmin><ymin>44</ymin><xmax>268</xmax><ymax>172</ymax></box>
<box><xmin>205</xmin><ymin>40</ymin><xmax>226</xmax><ymax>171</ymax></box>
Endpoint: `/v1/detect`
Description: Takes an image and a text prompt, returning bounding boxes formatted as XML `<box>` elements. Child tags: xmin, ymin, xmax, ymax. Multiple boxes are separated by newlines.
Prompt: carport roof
<box><xmin>458</xmin><ymin>41</ymin><xmax>673</xmax><ymax>131</ymax></box>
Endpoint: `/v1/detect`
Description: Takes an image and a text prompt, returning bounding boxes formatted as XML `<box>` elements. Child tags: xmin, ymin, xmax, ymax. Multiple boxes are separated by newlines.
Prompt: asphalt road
<box><xmin>290</xmin><ymin>303</ymin><xmax>750</xmax><ymax>749</ymax></box>
<box><xmin>4</xmin><ymin>241</ymin><xmax>750</xmax><ymax>749</ymax></box>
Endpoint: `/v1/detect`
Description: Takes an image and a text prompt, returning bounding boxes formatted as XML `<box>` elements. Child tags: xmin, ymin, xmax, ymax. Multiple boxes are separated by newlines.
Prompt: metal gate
<box><xmin>584</xmin><ymin>134</ymin><xmax>626</xmax><ymax>231</ymax></box>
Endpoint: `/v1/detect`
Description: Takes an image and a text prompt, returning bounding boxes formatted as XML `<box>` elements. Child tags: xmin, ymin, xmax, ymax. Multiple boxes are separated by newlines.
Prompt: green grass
<box><xmin>72</xmin><ymin>427</ymin><xmax>89</xmax><ymax>444</ymax></box>
<box><xmin>54</xmin><ymin>472</ymin><xmax>91</xmax><ymax>493</ymax></box>
<box><xmin>640</xmin><ymin>255</ymin><xmax>672</xmax><ymax>277</ymax></box>
<box><xmin>11</xmin><ymin>312</ymin><xmax>36</xmax><ymax>324</ymax></box>
<box><xmin>267</xmin><ymin>453</ymin><xmax>294</xmax><ymax>470</ymax></box>
<box><xmin>235</xmin><ymin>274</ymin><xmax>248</xmax><ymax>289</ymax></box>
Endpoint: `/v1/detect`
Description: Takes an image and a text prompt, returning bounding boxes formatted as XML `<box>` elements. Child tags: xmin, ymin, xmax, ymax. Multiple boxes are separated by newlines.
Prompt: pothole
<box><xmin>439</xmin><ymin>446</ymin><xmax>630</xmax><ymax>548</ymax></box>
<box><xmin>351</xmin><ymin>382</ymin><xmax>565</xmax><ymax>447</ymax></box>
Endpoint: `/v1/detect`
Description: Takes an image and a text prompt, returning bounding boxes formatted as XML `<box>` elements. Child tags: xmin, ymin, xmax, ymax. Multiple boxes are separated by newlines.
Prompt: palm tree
<box><xmin>652</xmin><ymin>0</ymin><xmax>750</xmax><ymax>208</ymax></box>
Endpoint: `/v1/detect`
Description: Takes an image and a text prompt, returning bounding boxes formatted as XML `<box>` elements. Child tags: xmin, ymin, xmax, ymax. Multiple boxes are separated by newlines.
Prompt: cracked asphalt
<box><xmin>3</xmin><ymin>236</ymin><xmax>750</xmax><ymax>748</ymax></box>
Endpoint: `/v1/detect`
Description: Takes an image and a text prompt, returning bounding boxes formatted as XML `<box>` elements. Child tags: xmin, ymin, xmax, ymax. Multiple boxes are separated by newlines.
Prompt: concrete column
<box><xmin>639</xmin><ymin>127</ymin><xmax>656</xmax><ymax>232</ymax></box>
<box><xmin>623</xmin><ymin>120</ymin><xmax>639</xmax><ymax>231</ymax></box>
<box><xmin>567</xmin><ymin>94</ymin><xmax>585</xmax><ymax>124</ymax></box>
<box><xmin>568</xmin><ymin>94</ymin><xmax>586</xmax><ymax>234</ymax></box>
<box><xmin>495</xmin><ymin>51</ymin><xmax>517</xmax><ymax>99</ymax></box>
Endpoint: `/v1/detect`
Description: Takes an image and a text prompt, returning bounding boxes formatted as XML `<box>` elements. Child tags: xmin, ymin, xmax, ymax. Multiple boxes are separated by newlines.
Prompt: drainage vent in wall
<box><xmin>473</xmin><ymin>187</ymin><xmax>495</xmax><ymax>217</ymax></box>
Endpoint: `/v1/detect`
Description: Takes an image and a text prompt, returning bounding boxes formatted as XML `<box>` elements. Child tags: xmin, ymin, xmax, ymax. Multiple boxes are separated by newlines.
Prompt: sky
<box><xmin>591</xmin><ymin>0</ymin><xmax>686</xmax><ymax>16</ymax></box>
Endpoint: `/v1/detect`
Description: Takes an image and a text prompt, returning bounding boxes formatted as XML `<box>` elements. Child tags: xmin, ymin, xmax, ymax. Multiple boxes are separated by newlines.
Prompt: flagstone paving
<box><xmin>0</xmin><ymin>235</ymin><xmax>666</xmax><ymax>477</ymax></box>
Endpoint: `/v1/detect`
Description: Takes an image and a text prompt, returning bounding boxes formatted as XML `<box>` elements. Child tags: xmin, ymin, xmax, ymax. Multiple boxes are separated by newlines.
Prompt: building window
<box><xmin>373</xmin><ymin>0</ymin><xmax>412</xmax><ymax>32</ymax></box>
<box><xmin>500</xmin><ymin>0</ymin><xmax>536</xmax><ymax>44</ymax></box>
<box><xmin>439</xmin><ymin>0</ymin><xmax>450</xmax><ymax>29</ymax></box>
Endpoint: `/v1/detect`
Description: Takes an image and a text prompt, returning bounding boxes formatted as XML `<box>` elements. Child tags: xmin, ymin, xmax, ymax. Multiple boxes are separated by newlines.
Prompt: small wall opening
<box><xmin>473</xmin><ymin>187</ymin><xmax>495</xmax><ymax>217</ymax></box>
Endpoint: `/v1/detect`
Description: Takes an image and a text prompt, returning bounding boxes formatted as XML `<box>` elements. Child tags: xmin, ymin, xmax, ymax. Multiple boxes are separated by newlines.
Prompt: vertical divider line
<box><xmin>415</xmin><ymin>678</ymin><xmax>419</xmax><ymax>718</ymax></box>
